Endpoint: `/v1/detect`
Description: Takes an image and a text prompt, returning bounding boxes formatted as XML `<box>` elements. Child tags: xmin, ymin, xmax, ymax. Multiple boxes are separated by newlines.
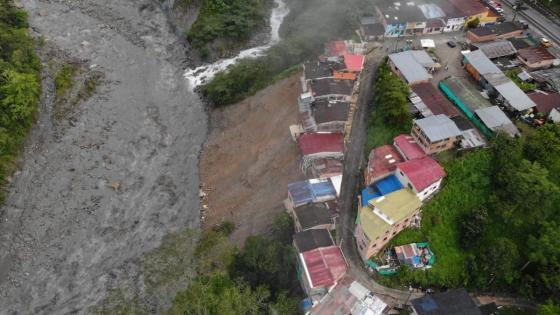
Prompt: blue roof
<box><xmin>375</xmin><ymin>175</ymin><xmax>403</xmax><ymax>195</ymax></box>
<box><xmin>288</xmin><ymin>178</ymin><xmax>337</xmax><ymax>207</ymax></box>
<box><xmin>362</xmin><ymin>187</ymin><xmax>382</xmax><ymax>207</ymax></box>
<box><xmin>361</xmin><ymin>175</ymin><xmax>403</xmax><ymax>206</ymax></box>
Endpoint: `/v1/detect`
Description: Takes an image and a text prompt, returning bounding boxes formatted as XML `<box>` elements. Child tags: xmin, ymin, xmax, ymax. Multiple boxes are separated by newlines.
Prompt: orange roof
<box><xmin>333</xmin><ymin>71</ymin><xmax>357</xmax><ymax>81</ymax></box>
<box><xmin>326</xmin><ymin>41</ymin><xmax>348</xmax><ymax>57</ymax></box>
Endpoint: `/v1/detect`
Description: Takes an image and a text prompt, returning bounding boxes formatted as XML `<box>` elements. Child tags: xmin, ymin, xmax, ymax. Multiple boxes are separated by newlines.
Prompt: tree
<box><xmin>528</xmin><ymin>223</ymin><xmax>560</xmax><ymax>301</ymax></box>
<box><xmin>271</xmin><ymin>213</ymin><xmax>294</xmax><ymax>245</ymax></box>
<box><xmin>229</xmin><ymin>235</ymin><xmax>298</xmax><ymax>298</ymax></box>
<box><xmin>0</xmin><ymin>70</ymin><xmax>40</xmax><ymax>128</ymax></box>
<box><xmin>168</xmin><ymin>273</ymin><xmax>270</xmax><ymax>315</ymax></box>
<box><xmin>524</xmin><ymin>123</ymin><xmax>560</xmax><ymax>185</ymax></box>
<box><xmin>537</xmin><ymin>300</ymin><xmax>560</xmax><ymax>315</ymax></box>
<box><xmin>459</xmin><ymin>207</ymin><xmax>488</xmax><ymax>248</ymax></box>
<box><xmin>474</xmin><ymin>237</ymin><xmax>520</xmax><ymax>288</ymax></box>
<box><xmin>466</xmin><ymin>17</ymin><xmax>480</xmax><ymax>29</ymax></box>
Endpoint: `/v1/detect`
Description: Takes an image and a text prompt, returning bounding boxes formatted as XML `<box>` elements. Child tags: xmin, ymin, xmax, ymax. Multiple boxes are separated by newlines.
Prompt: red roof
<box><xmin>326</xmin><ymin>41</ymin><xmax>348</xmax><ymax>57</ymax></box>
<box><xmin>411</xmin><ymin>82</ymin><xmax>459</xmax><ymax>117</ymax></box>
<box><xmin>302</xmin><ymin>246</ymin><xmax>347</xmax><ymax>288</ymax></box>
<box><xmin>396</xmin><ymin>156</ymin><xmax>445</xmax><ymax>192</ymax></box>
<box><xmin>366</xmin><ymin>145</ymin><xmax>404</xmax><ymax>184</ymax></box>
<box><xmin>393</xmin><ymin>134</ymin><xmax>426</xmax><ymax>160</ymax></box>
<box><xmin>528</xmin><ymin>91</ymin><xmax>560</xmax><ymax>116</ymax></box>
<box><xmin>299</xmin><ymin>133</ymin><xmax>344</xmax><ymax>156</ymax></box>
<box><xmin>343</xmin><ymin>54</ymin><xmax>365</xmax><ymax>72</ymax></box>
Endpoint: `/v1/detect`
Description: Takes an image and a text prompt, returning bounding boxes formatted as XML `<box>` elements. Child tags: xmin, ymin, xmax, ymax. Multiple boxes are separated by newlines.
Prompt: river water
<box><xmin>184</xmin><ymin>0</ymin><xmax>290</xmax><ymax>88</ymax></box>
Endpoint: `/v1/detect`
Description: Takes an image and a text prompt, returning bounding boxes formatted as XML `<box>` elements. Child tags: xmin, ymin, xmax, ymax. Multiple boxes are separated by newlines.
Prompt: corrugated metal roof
<box><xmin>463</xmin><ymin>50</ymin><xmax>501</xmax><ymax>75</ymax></box>
<box><xmin>493</xmin><ymin>81</ymin><xmax>536</xmax><ymax>111</ymax></box>
<box><xmin>298</xmin><ymin>133</ymin><xmax>344</xmax><ymax>155</ymax></box>
<box><xmin>396</xmin><ymin>157</ymin><xmax>446</xmax><ymax>192</ymax></box>
<box><xmin>414</xmin><ymin>114</ymin><xmax>462</xmax><ymax>142</ymax></box>
<box><xmin>389</xmin><ymin>51</ymin><xmax>432</xmax><ymax>83</ymax></box>
<box><xmin>288</xmin><ymin>178</ymin><xmax>337</xmax><ymax>207</ymax></box>
<box><xmin>301</xmin><ymin>246</ymin><xmax>347</xmax><ymax>288</ymax></box>
<box><xmin>475</xmin><ymin>106</ymin><xmax>516</xmax><ymax>132</ymax></box>
<box><xmin>472</xmin><ymin>40</ymin><xmax>517</xmax><ymax>59</ymax></box>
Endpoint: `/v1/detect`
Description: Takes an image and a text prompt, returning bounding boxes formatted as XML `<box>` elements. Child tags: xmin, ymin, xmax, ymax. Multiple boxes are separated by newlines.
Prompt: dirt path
<box><xmin>200</xmin><ymin>74</ymin><xmax>304</xmax><ymax>245</ymax></box>
<box><xmin>0</xmin><ymin>0</ymin><xmax>206</xmax><ymax>313</ymax></box>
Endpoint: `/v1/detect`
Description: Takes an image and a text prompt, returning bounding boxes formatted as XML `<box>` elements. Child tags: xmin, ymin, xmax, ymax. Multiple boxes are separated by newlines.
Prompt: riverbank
<box><xmin>199</xmin><ymin>73</ymin><xmax>303</xmax><ymax>245</ymax></box>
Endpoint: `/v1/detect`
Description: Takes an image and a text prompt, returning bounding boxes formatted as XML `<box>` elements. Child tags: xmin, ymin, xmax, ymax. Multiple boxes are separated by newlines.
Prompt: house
<box><xmin>309</xmin><ymin>276</ymin><xmax>388</xmax><ymax>315</ymax></box>
<box><xmin>360</xmin><ymin>16</ymin><xmax>385</xmax><ymax>41</ymax></box>
<box><xmin>376</xmin><ymin>2</ymin><xmax>429</xmax><ymax>37</ymax></box>
<box><xmin>355</xmin><ymin>188</ymin><xmax>422</xmax><ymax>259</ymax></box>
<box><xmin>517</xmin><ymin>47</ymin><xmax>557</xmax><ymax>70</ymax></box>
<box><xmin>303</xmin><ymin>59</ymin><xmax>345</xmax><ymax>82</ymax></box>
<box><xmin>288</xmin><ymin>178</ymin><xmax>338</xmax><ymax>208</ymax></box>
<box><xmin>393</xmin><ymin>134</ymin><xmax>426</xmax><ymax>161</ymax></box>
<box><xmin>470</xmin><ymin>40</ymin><xmax>517</xmax><ymax>59</ymax></box>
<box><xmin>394</xmin><ymin>242</ymin><xmax>435</xmax><ymax>269</ymax></box>
<box><xmin>361</xmin><ymin>175</ymin><xmax>404</xmax><ymax>206</ymax></box>
<box><xmin>462</xmin><ymin>50</ymin><xmax>535</xmax><ymax>112</ymax></box>
<box><xmin>298</xmin><ymin>245</ymin><xmax>348</xmax><ymax>304</ymax></box>
<box><xmin>466</xmin><ymin>21</ymin><xmax>525</xmax><ymax>43</ymax></box>
<box><xmin>293</xmin><ymin>229</ymin><xmax>334</xmax><ymax>253</ymax></box>
<box><xmin>300</xmin><ymin>99</ymin><xmax>350</xmax><ymax>133</ymax></box>
<box><xmin>395</xmin><ymin>156</ymin><xmax>446</xmax><ymax>201</ymax></box>
<box><xmin>309</xmin><ymin>78</ymin><xmax>355</xmax><ymax>101</ymax></box>
<box><xmin>411</xmin><ymin>114</ymin><xmax>462</xmax><ymax>154</ymax></box>
<box><xmin>528</xmin><ymin>90</ymin><xmax>560</xmax><ymax>122</ymax></box>
<box><xmin>325</xmin><ymin>41</ymin><xmax>348</xmax><ymax>57</ymax></box>
<box><xmin>388</xmin><ymin>50</ymin><xmax>435</xmax><ymax>84</ymax></box>
<box><xmin>291</xmin><ymin>203</ymin><xmax>334</xmax><ymax>232</ymax></box>
<box><xmin>474</xmin><ymin>106</ymin><xmax>520</xmax><ymax>137</ymax></box>
<box><xmin>365</xmin><ymin>144</ymin><xmax>404</xmax><ymax>185</ymax></box>
<box><xmin>424</xmin><ymin>18</ymin><xmax>446</xmax><ymax>34</ymax></box>
<box><xmin>411</xmin><ymin>82</ymin><xmax>459</xmax><ymax>117</ymax></box>
<box><xmin>343</xmin><ymin>54</ymin><xmax>365</xmax><ymax>73</ymax></box>
<box><xmin>298</xmin><ymin>132</ymin><xmax>344</xmax><ymax>159</ymax></box>
<box><xmin>531</xmin><ymin>67</ymin><xmax>560</xmax><ymax>92</ymax></box>
<box><xmin>309</xmin><ymin>158</ymin><xmax>344</xmax><ymax>178</ymax></box>
<box><xmin>411</xmin><ymin>288</ymin><xmax>482</xmax><ymax>315</ymax></box>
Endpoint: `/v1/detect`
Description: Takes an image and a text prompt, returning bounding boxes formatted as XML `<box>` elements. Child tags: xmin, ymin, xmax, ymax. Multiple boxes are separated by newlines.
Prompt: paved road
<box><xmin>502</xmin><ymin>0</ymin><xmax>560</xmax><ymax>48</ymax></box>
<box><xmin>336</xmin><ymin>49</ymin><xmax>424</xmax><ymax>307</ymax></box>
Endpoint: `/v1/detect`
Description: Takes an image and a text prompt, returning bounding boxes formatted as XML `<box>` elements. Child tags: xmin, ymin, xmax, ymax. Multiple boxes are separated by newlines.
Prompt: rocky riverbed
<box><xmin>0</xmin><ymin>0</ymin><xmax>206</xmax><ymax>313</ymax></box>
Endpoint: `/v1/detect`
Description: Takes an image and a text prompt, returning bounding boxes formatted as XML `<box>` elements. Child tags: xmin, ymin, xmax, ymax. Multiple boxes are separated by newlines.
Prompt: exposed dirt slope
<box><xmin>0</xmin><ymin>0</ymin><xmax>206</xmax><ymax>313</ymax></box>
<box><xmin>200</xmin><ymin>74</ymin><xmax>304</xmax><ymax>245</ymax></box>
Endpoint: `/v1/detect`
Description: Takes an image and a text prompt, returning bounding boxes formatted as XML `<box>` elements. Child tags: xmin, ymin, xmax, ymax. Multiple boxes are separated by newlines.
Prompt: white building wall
<box><xmin>444</xmin><ymin>17</ymin><xmax>465</xmax><ymax>32</ymax></box>
<box><xmin>395</xmin><ymin>167</ymin><xmax>442</xmax><ymax>201</ymax></box>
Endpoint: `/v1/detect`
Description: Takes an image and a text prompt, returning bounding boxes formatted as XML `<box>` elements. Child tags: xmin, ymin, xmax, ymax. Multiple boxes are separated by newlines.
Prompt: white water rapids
<box><xmin>184</xmin><ymin>0</ymin><xmax>290</xmax><ymax>88</ymax></box>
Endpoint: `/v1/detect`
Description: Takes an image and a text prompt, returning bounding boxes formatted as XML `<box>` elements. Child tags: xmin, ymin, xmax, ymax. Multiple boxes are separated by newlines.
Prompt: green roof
<box><xmin>360</xmin><ymin>189</ymin><xmax>421</xmax><ymax>241</ymax></box>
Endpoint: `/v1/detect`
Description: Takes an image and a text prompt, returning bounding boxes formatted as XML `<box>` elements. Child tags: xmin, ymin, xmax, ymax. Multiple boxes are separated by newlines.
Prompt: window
<box><xmin>400</xmin><ymin>171</ymin><xmax>404</xmax><ymax>176</ymax></box>
<box><xmin>385</xmin><ymin>230</ymin><xmax>389</xmax><ymax>234</ymax></box>
<box><xmin>424</xmin><ymin>191</ymin><xmax>428</xmax><ymax>196</ymax></box>
<box><xmin>372</xmin><ymin>243</ymin><xmax>377</xmax><ymax>248</ymax></box>
<box><xmin>383</xmin><ymin>237</ymin><xmax>388</xmax><ymax>241</ymax></box>
<box><xmin>358</xmin><ymin>243</ymin><xmax>363</xmax><ymax>251</ymax></box>
<box><xmin>393</xmin><ymin>231</ymin><xmax>397</xmax><ymax>235</ymax></box>
<box><xmin>408</xmin><ymin>183</ymin><xmax>413</xmax><ymax>190</ymax></box>
<box><xmin>404</xmin><ymin>218</ymin><xmax>409</xmax><ymax>223</ymax></box>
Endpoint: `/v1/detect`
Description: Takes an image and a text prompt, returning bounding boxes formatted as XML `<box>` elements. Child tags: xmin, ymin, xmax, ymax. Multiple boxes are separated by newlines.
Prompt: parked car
<box><xmin>541</xmin><ymin>38</ymin><xmax>553</xmax><ymax>48</ymax></box>
<box><xmin>447</xmin><ymin>41</ymin><xmax>457</xmax><ymax>48</ymax></box>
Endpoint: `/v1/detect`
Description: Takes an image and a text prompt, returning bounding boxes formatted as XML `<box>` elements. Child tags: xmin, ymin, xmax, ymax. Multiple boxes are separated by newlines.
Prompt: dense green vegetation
<box><xmin>201</xmin><ymin>0</ymin><xmax>374</xmax><ymax>106</ymax></box>
<box><xmin>187</xmin><ymin>0</ymin><xmax>267</xmax><ymax>57</ymax></box>
<box><xmin>383</xmin><ymin>124</ymin><xmax>560</xmax><ymax>305</ymax></box>
<box><xmin>96</xmin><ymin>214</ymin><xmax>302</xmax><ymax>314</ymax></box>
<box><xmin>539</xmin><ymin>0</ymin><xmax>560</xmax><ymax>16</ymax></box>
<box><xmin>169</xmin><ymin>214</ymin><xmax>302</xmax><ymax>314</ymax></box>
<box><xmin>366</xmin><ymin>62</ymin><xmax>412</xmax><ymax>152</ymax></box>
<box><xmin>0</xmin><ymin>1</ymin><xmax>41</xmax><ymax>200</ymax></box>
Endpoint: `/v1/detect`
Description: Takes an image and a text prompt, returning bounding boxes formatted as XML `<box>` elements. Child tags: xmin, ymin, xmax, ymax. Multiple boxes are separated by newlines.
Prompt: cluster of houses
<box><xmin>282</xmin><ymin>7</ymin><xmax>560</xmax><ymax>311</ymax></box>
<box><xmin>359</xmin><ymin>0</ymin><xmax>504</xmax><ymax>39</ymax></box>
<box><xmin>286</xmin><ymin>40</ymin><xmax>393</xmax><ymax>314</ymax></box>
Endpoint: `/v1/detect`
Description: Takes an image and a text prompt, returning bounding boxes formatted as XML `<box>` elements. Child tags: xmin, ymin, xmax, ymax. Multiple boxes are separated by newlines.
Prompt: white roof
<box><xmin>389</xmin><ymin>51</ymin><xmax>433</xmax><ymax>83</ymax></box>
<box><xmin>475</xmin><ymin>106</ymin><xmax>520</xmax><ymax>137</ymax></box>
<box><xmin>420</xmin><ymin>39</ymin><xmax>435</xmax><ymax>48</ymax></box>
<box><xmin>414</xmin><ymin>114</ymin><xmax>462</xmax><ymax>142</ymax></box>
<box><xmin>494</xmin><ymin>81</ymin><xmax>536</xmax><ymax>111</ymax></box>
<box><xmin>462</xmin><ymin>50</ymin><xmax>501</xmax><ymax>75</ymax></box>
<box><xmin>330</xmin><ymin>175</ymin><xmax>342</xmax><ymax>197</ymax></box>
<box><xmin>549</xmin><ymin>108</ymin><xmax>560</xmax><ymax>122</ymax></box>
<box><xmin>349</xmin><ymin>281</ymin><xmax>369</xmax><ymax>300</ymax></box>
